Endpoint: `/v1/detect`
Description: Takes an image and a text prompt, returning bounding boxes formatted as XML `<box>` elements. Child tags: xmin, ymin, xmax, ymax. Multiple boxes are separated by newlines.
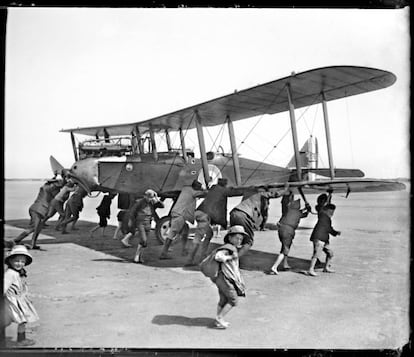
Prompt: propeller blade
<box><xmin>49</xmin><ymin>155</ymin><xmax>65</xmax><ymax>176</ymax></box>
<box><xmin>49</xmin><ymin>155</ymin><xmax>92</xmax><ymax>195</ymax></box>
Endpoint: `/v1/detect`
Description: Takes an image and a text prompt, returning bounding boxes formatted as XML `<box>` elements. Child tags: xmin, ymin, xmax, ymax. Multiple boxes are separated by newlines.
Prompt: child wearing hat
<box><xmin>212</xmin><ymin>225</ymin><xmax>247</xmax><ymax>329</ymax></box>
<box><xmin>3</xmin><ymin>245</ymin><xmax>39</xmax><ymax>346</ymax></box>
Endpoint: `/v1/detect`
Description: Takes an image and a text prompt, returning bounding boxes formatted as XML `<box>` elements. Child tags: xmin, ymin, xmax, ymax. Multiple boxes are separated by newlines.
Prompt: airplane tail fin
<box><xmin>287</xmin><ymin>137</ymin><xmax>366</xmax><ymax>181</ymax></box>
<box><xmin>286</xmin><ymin>136</ymin><xmax>318</xmax><ymax>173</ymax></box>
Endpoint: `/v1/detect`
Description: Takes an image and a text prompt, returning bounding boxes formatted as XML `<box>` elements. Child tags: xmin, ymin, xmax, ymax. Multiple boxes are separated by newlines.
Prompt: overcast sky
<box><xmin>4</xmin><ymin>7</ymin><xmax>410</xmax><ymax>179</ymax></box>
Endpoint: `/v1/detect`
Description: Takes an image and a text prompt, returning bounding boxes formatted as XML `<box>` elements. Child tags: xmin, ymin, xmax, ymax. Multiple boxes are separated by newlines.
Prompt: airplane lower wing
<box><xmin>265</xmin><ymin>178</ymin><xmax>406</xmax><ymax>195</ymax></box>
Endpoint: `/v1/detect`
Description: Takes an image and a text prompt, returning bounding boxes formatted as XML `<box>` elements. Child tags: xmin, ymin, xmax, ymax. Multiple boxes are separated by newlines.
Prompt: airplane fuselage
<box><xmin>69</xmin><ymin>152</ymin><xmax>291</xmax><ymax>197</ymax></box>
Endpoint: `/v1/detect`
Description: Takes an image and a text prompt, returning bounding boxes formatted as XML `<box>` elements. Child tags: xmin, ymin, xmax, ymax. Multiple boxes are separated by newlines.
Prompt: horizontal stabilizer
<box><xmin>289</xmin><ymin>168</ymin><xmax>365</xmax><ymax>179</ymax></box>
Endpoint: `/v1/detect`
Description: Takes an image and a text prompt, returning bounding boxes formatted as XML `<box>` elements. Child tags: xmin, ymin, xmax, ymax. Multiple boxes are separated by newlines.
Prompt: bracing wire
<box><xmin>206</xmin><ymin>122</ymin><xmax>226</xmax><ymax>152</ymax></box>
<box><xmin>311</xmin><ymin>104</ymin><xmax>319</xmax><ymax>135</ymax></box>
<box><xmin>213</xmin><ymin>123</ymin><xmax>226</xmax><ymax>152</ymax></box>
<box><xmin>159</xmin><ymin>112</ymin><xmax>195</xmax><ymax>191</ymax></box>
<box><xmin>217</xmin><ymin>83</ymin><xmax>290</xmax><ymax>174</ymax></box>
<box><xmin>242</xmin><ymin>92</ymin><xmax>322</xmax><ymax>185</ymax></box>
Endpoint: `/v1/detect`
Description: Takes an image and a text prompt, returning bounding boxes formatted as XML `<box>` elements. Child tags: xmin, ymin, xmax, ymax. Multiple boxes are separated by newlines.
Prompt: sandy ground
<box><xmin>1</xmin><ymin>188</ymin><xmax>410</xmax><ymax>351</ymax></box>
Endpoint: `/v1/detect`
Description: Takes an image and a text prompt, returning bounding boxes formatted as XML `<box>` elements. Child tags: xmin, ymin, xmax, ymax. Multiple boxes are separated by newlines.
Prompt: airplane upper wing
<box><xmin>61</xmin><ymin>65</ymin><xmax>396</xmax><ymax>137</ymax></box>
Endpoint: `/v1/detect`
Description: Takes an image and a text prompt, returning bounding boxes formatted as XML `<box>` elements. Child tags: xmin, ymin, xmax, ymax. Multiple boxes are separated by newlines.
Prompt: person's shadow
<box><xmin>152</xmin><ymin>315</ymin><xmax>218</xmax><ymax>329</ymax></box>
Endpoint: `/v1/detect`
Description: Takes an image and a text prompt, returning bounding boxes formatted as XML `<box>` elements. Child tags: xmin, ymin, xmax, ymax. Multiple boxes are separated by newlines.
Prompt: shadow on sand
<box><xmin>5</xmin><ymin>219</ymin><xmax>311</xmax><ymax>273</ymax></box>
<box><xmin>152</xmin><ymin>315</ymin><xmax>217</xmax><ymax>328</ymax></box>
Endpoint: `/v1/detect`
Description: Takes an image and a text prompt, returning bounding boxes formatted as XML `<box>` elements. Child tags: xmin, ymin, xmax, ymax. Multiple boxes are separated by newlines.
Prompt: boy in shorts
<box><xmin>307</xmin><ymin>203</ymin><xmax>341</xmax><ymax>276</ymax></box>
<box><xmin>212</xmin><ymin>225</ymin><xmax>247</xmax><ymax>329</ymax></box>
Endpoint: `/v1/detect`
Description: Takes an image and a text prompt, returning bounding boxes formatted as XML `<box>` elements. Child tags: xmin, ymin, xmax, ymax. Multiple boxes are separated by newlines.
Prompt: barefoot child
<box><xmin>268</xmin><ymin>198</ymin><xmax>309</xmax><ymax>275</ymax></box>
<box><xmin>113</xmin><ymin>209</ymin><xmax>128</xmax><ymax>240</ymax></box>
<box><xmin>209</xmin><ymin>225</ymin><xmax>247</xmax><ymax>329</ymax></box>
<box><xmin>307</xmin><ymin>203</ymin><xmax>341</xmax><ymax>276</ymax></box>
<box><xmin>3</xmin><ymin>245</ymin><xmax>39</xmax><ymax>346</ymax></box>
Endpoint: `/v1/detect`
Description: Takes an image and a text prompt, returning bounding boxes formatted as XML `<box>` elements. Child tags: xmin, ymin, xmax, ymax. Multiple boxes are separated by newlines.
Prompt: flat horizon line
<box><xmin>4</xmin><ymin>177</ymin><xmax>411</xmax><ymax>182</ymax></box>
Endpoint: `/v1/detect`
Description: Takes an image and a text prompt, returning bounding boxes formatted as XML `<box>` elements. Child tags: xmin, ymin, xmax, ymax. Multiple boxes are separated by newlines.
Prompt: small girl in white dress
<box><xmin>3</xmin><ymin>245</ymin><xmax>39</xmax><ymax>346</ymax></box>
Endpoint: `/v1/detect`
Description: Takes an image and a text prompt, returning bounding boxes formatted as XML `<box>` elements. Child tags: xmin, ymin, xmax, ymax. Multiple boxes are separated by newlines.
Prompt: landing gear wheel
<box><xmin>155</xmin><ymin>216</ymin><xmax>171</xmax><ymax>244</ymax></box>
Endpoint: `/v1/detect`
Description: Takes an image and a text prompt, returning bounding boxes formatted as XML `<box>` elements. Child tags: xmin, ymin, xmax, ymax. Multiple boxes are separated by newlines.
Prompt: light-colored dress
<box><xmin>3</xmin><ymin>268</ymin><xmax>39</xmax><ymax>326</ymax></box>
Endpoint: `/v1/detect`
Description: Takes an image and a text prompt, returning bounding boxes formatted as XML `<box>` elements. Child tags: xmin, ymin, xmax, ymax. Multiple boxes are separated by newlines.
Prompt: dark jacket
<box><xmin>280</xmin><ymin>199</ymin><xmax>308</xmax><ymax>230</ymax></box>
<box><xmin>30</xmin><ymin>182</ymin><xmax>61</xmax><ymax>217</ymax></box>
<box><xmin>122</xmin><ymin>198</ymin><xmax>164</xmax><ymax>233</ymax></box>
<box><xmin>310</xmin><ymin>211</ymin><xmax>339</xmax><ymax>243</ymax></box>
<box><xmin>96</xmin><ymin>195</ymin><xmax>113</xmax><ymax>218</ymax></box>
<box><xmin>197</xmin><ymin>184</ymin><xmax>229</xmax><ymax>228</ymax></box>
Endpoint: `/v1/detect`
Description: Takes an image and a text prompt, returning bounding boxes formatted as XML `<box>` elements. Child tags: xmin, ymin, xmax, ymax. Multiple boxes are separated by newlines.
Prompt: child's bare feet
<box><xmin>268</xmin><ymin>267</ymin><xmax>279</xmax><ymax>275</ymax></box>
<box><xmin>215</xmin><ymin>318</ymin><xmax>230</xmax><ymax>329</ymax></box>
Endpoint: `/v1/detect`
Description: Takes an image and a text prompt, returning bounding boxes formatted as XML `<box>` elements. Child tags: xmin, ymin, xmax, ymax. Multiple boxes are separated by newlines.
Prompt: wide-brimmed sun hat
<box><xmin>223</xmin><ymin>225</ymin><xmax>250</xmax><ymax>243</ymax></box>
<box><xmin>5</xmin><ymin>245</ymin><xmax>33</xmax><ymax>266</ymax></box>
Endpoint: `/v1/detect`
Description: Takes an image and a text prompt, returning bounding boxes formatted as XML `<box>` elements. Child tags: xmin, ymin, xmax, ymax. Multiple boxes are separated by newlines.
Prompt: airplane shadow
<box><xmin>152</xmin><ymin>315</ymin><xmax>217</xmax><ymax>328</ymax></box>
<box><xmin>5</xmin><ymin>219</ymin><xmax>312</xmax><ymax>273</ymax></box>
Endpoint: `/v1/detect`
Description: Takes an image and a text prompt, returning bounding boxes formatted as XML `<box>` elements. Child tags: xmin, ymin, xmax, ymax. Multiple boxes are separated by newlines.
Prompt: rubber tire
<box><xmin>155</xmin><ymin>215</ymin><xmax>171</xmax><ymax>244</ymax></box>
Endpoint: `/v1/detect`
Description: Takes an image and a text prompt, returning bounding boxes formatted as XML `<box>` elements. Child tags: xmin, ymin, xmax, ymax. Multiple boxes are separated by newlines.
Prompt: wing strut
<box><xmin>195</xmin><ymin>111</ymin><xmax>210</xmax><ymax>186</ymax></box>
<box><xmin>227</xmin><ymin>115</ymin><xmax>242</xmax><ymax>186</ymax></box>
<box><xmin>70</xmin><ymin>131</ymin><xmax>78</xmax><ymax>162</ymax></box>
<box><xmin>179</xmin><ymin>128</ymin><xmax>188</xmax><ymax>163</ymax></box>
<box><xmin>134</xmin><ymin>125</ymin><xmax>144</xmax><ymax>153</ymax></box>
<box><xmin>287</xmin><ymin>82</ymin><xmax>302</xmax><ymax>181</ymax></box>
<box><xmin>322</xmin><ymin>93</ymin><xmax>335</xmax><ymax>179</ymax></box>
<box><xmin>165</xmin><ymin>129</ymin><xmax>172</xmax><ymax>151</ymax></box>
<box><xmin>149</xmin><ymin>124</ymin><xmax>158</xmax><ymax>161</ymax></box>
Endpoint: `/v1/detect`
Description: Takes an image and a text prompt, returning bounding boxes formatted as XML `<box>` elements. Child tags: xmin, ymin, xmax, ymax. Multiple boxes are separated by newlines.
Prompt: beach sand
<box><xmin>2</xmin><ymin>180</ymin><xmax>410</xmax><ymax>349</ymax></box>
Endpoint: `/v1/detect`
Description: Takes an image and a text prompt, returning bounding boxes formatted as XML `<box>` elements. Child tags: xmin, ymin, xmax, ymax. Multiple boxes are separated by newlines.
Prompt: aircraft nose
<box><xmin>64</xmin><ymin>166</ymin><xmax>93</xmax><ymax>195</ymax></box>
<box><xmin>49</xmin><ymin>155</ymin><xmax>93</xmax><ymax>194</ymax></box>
<box><xmin>69</xmin><ymin>158</ymin><xmax>100</xmax><ymax>193</ymax></box>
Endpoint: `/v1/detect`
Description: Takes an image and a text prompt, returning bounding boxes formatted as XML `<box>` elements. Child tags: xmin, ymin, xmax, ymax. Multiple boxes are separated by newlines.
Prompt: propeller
<box><xmin>50</xmin><ymin>155</ymin><xmax>65</xmax><ymax>177</ymax></box>
<box><xmin>49</xmin><ymin>155</ymin><xmax>92</xmax><ymax>195</ymax></box>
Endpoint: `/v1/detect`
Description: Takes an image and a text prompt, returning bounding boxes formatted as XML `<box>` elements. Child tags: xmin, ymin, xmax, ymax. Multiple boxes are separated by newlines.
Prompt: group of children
<box><xmin>3</xmin><ymin>179</ymin><xmax>341</xmax><ymax>344</ymax></box>
<box><xmin>8</xmin><ymin>174</ymin><xmax>89</xmax><ymax>250</ymax></box>
<box><xmin>202</xmin><ymin>190</ymin><xmax>341</xmax><ymax>329</ymax></box>
<box><xmin>108</xmin><ymin>180</ymin><xmax>341</xmax><ymax>329</ymax></box>
<box><xmin>268</xmin><ymin>190</ymin><xmax>341</xmax><ymax>276</ymax></box>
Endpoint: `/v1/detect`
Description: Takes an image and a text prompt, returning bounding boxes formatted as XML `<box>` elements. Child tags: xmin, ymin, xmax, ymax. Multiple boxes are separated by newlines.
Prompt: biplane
<box><xmin>52</xmin><ymin>65</ymin><xmax>405</xmax><ymax>241</ymax></box>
